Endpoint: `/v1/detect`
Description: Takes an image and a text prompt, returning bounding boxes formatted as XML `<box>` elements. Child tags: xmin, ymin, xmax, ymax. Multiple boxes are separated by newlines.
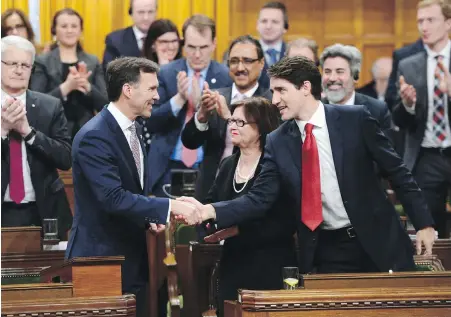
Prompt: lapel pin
<box><xmin>32</xmin><ymin>104</ymin><xmax>36</xmax><ymax>107</ymax></box>
<box><xmin>211</xmin><ymin>78</ymin><xmax>216</xmax><ymax>84</ymax></box>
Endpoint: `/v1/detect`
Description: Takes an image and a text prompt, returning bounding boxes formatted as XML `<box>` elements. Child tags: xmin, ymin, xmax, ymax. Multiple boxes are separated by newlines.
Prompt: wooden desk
<box><xmin>224</xmin><ymin>287</ymin><xmax>451</xmax><ymax>317</ymax></box>
<box><xmin>1</xmin><ymin>251</ymin><xmax>65</xmax><ymax>269</ymax></box>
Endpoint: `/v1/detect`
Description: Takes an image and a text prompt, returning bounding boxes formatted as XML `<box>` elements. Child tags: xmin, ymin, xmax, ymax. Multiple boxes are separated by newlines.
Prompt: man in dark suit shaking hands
<box><xmin>182</xmin><ymin>56</ymin><xmax>436</xmax><ymax>274</ymax></box>
<box><xmin>66</xmin><ymin>57</ymin><xmax>201</xmax><ymax>316</ymax></box>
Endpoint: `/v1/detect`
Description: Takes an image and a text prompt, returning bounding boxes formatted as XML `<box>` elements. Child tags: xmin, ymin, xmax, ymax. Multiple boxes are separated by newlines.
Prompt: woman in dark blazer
<box><xmin>198</xmin><ymin>97</ymin><xmax>298</xmax><ymax>317</ymax></box>
<box><xmin>30</xmin><ymin>8</ymin><xmax>107</xmax><ymax>139</ymax></box>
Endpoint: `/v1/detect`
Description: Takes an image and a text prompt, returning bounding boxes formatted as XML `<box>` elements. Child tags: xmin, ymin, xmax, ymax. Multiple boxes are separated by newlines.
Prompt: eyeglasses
<box><xmin>5</xmin><ymin>24</ymin><xmax>26</xmax><ymax>34</ymax></box>
<box><xmin>156</xmin><ymin>39</ymin><xmax>179</xmax><ymax>46</ymax></box>
<box><xmin>1</xmin><ymin>60</ymin><xmax>32</xmax><ymax>70</ymax></box>
<box><xmin>228</xmin><ymin>57</ymin><xmax>260</xmax><ymax>68</ymax></box>
<box><xmin>185</xmin><ymin>44</ymin><xmax>211</xmax><ymax>54</ymax></box>
<box><xmin>226</xmin><ymin>118</ymin><xmax>255</xmax><ymax>127</ymax></box>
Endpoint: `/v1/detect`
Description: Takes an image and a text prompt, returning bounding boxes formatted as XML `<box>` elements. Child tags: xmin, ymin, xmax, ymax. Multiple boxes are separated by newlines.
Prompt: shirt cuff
<box><xmin>194</xmin><ymin>111</ymin><xmax>209</xmax><ymax>131</ymax></box>
<box><xmin>166</xmin><ymin>200</ymin><xmax>171</xmax><ymax>223</ymax></box>
<box><xmin>26</xmin><ymin>136</ymin><xmax>36</xmax><ymax>145</ymax></box>
<box><xmin>403</xmin><ymin>102</ymin><xmax>416</xmax><ymax>114</ymax></box>
<box><xmin>170</xmin><ymin>96</ymin><xmax>183</xmax><ymax>117</ymax></box>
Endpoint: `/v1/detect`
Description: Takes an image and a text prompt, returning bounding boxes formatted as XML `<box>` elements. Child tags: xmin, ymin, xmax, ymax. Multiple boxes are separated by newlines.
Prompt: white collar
<box><xmin>231</xmin><ymin>82</ymin><xmax>259</xmax><ymax>101</ymax></box>
<box><xmin>343</xmin><ymin>91</ymin><xmax>356</xmax><ymax>106</ymax></box>
<box><xmin>1</xmin><ymin>89</ymin><xmax>26</xmax><ymax>108</ymax></box>
<box><xmin>295</xmin><ymin>101</ymin><xmax>326</xmax><ymax>134</ymax></box>
<box><xmin>425</xmin><ymin>40</ymin><xmax>451</xmax><ymax>59</ymax></box>
<box><xmin>108</xmin><ymin>102</ymin><xmax>134</xmax><ymax>131</ymax></box>
<box><xmin>132</xmin><ymin>25</ymin><xmax>147</xmax><ymax>42</ymax></box>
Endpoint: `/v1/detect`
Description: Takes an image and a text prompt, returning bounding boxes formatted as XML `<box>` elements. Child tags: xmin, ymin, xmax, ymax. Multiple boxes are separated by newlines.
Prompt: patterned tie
<box><xmin>9</xmin><ymin>132</ymin><xmax>25</xmax><ymax>204</ymax></box>
<box><xmin>301</xmin><ymin>123</ymin><xmax>323</xmax><ymax>231</ymax></box>
<box><xmin>181</xmin><ymin>72</ymin><xmax>201</xmax><ymax>168</ymax></box>
<box><xmin>266</xmin><ymin>48</ymin><xmax>279</xmax><ymax>66</ymax></box>
<box><xmin>129</xmin><ymin>124</ymin><xmax>141</xmax><ymax>180</ymax></box>
<box><xmin>433</xmin><ymin>55</ymin><xmax>447</xmax><ymax>144</ymax></box>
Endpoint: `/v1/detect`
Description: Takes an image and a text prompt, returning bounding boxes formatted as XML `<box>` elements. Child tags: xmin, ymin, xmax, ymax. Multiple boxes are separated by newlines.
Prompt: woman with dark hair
<box><xmin>198</xmin><ymin>97</ymin><xmax>297</xmax><ymax>317</ymax></box>
<box><xmin>30</xmin><ymin>8</ymin><xmax>107</xmax><ymax>140</ymax></box>
<box><xmin>143</xmin><ymin>19</ymin><xmax>181</xmax><ymax>65</ymax></box>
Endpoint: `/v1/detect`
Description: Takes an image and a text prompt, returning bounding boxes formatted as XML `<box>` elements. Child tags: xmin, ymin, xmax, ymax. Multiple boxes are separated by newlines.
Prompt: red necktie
<box><xmin>301</xmin><ymin>123</ymin><xmax>323</xmax><ymax>231</ymax></box>
<box><xmin>433</xmin><ymin>55</ymin><xmax>447</xmax><ymax>143</ymax></box>
<box><xmin>9</xmin><ymin>133</ymin><xmax>25</xmax><ymax>204</ymax></box>
<box><xmin>181</xmin><ymin>72</ymin><xmax>201</xmax><ymax>168</ymax></box>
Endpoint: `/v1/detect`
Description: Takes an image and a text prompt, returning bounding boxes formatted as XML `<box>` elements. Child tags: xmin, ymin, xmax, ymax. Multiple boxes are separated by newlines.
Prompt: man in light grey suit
<box><xmin>181</xmin><ymin>35</ymin><xmax>272</xmax><ymax>202</ymax></box>
<box><xmin>392</xmin><ymin>0</ymin><xmax>451</xmax><ymax>238</ymax></box>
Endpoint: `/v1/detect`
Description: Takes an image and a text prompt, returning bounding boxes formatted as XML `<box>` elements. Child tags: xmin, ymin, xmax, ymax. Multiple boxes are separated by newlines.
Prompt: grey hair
<box><xmin>319</xmin><ymin>43</ymin><xmax>362</xmax><ymax>80</ymax></box>
<box><xmin>1</xmin><ymin>35</ymin><xmax>36</xmax><ymax>63</ymax></box>
<box><xmin>285</xmin><ymin>37</ymin><xmax>319</xmax><ymax>64</ymax></box>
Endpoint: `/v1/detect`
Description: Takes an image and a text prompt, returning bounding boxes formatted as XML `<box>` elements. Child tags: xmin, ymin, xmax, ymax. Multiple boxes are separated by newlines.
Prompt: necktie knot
<box><xmin>305</xmin><ymin>123</ymin><xmax>314</xmax><ymax>135</ymax></box>
<box><xmin>266</xmin><ymin>48</ymin><xmax>279</xmax><ymax>66</ymax></box>
<box><xmin>194</xmin><ymin>71</ymin><xmax>201</xmax><ymax>80</ymax></box>
<box><xmin>129</xmin><ymin>123</ymin><xmax>136</xmax><ymax>134</ymax></box>
<box><xmin>436</xmin><ymin>55</ymin><xmax>444</xmax><ymax>62</ymax></box>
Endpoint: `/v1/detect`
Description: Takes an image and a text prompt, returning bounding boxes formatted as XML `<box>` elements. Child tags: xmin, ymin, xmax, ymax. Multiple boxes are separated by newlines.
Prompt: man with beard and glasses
<box><xmin>320</xmin><ymin>44</ymin><xmax>393</xmax><ymax>140</ymax></box>
<box><xmin>182</xmin><ymin>35</ymin><xmax>272</xmax><ymax>202</ymax></box>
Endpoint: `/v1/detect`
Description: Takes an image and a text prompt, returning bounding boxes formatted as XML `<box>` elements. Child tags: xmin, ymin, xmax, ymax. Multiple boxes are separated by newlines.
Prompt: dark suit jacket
<box><xmin>102</xmin><ymin>26</ymin><xmax>141</xmax><ymax>71</ymax></box>
<box><xmin>203</xmin><ymin>152</ymin><xmax>297</xmax><ymax>309</ymax></box>
<box><xmin>386</xmin><ymin>39</ymin><xmax>424</xmax><ymax>110</ymax></box>
<box><xmin>258</xmin><ymin>41</ymin><xmax>287</xmax><ymax>89</ymax></box>
<box><xmin>1</xmin><ymin>90</ymin><xmax>73</xmax><ymax>239</ymax></box>
<box><xmin>323</xmin><ymin>92</ymin><xmax>393</xmax><ymax>141</ymax></box>
<box><xmin>145</xmin><ymin>58</ymin><xmax>232</xmax><ymax>195</ymax></box>
<box><xmin>30</xmin><ymin>48</ymin><xmax>108</xmax><ymax>130</ymax></box>
<box><xmin>357</xmin><ymin>80</ymin><xmax>378</xmax><ymax>100</ymax></box>
<box><xmin>212</xmin><ymin>104</ymin><xmax>434</xmax><ymax>274</ymax></box>
<box><xmin>392</xmin><ymin>50</ymin><xmax>451</xmax><ymax>171</ymax></box>
<box><xmin>66</xmin><ymin>107</ymin><xmax>170</xmax><ymax>294</ymax></box>
<box><xmin>181</xmin><ymin>85</ymin><xmax>272</xmax><ymax>202</ymax></box>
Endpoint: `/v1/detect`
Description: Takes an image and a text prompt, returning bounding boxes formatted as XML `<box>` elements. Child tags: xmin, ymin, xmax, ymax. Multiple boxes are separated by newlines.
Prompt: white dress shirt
<box><xmin>404</xmin><ymin>40</ymin><xmax>451</xmax><ymax>148</ymax></box>
<box><xmin>1</xmin><ymin>90</ymin><xmax>36</xmax><ymax>203</ymax></box>
<box><xmin>132</xmin><ymin>26</ymin><xmax>146</xmax><ymax>51</ymax></box>
<box><xmin>343</xmin><ymin>91</ymin><xmax>356</xmax><ymax>106</ymax></box>
<box><xmin>296</xmin><ymin>102</ymin><xmax>351</xmax><ymax>230</ymax></box>
<box><xmin>194</xmin><ymin>83</ymin><xmax>260</xmax><ymax>161</ymax></box>
<box><xmin>108</xmin><ymin>102</ymin><xmax>144</xmax><ymax>188</ymax></box>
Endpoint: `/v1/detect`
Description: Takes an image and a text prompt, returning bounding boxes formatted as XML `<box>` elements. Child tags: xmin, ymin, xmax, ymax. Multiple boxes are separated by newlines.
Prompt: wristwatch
<box><xmin>24</xmin><ymin>127</ymin><xmax>36</xmax><ymax>142</ymax></box>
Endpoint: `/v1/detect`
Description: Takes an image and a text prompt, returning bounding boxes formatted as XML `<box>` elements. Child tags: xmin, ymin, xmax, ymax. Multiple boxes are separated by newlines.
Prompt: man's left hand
<box><xmin>148</xmin><ymin>223</ymin><xmax>166</xmax><ymax>234</ymax></box>
<box><xmin>416</xmin><ymin>227</ymin><xmax>436</xmax><ymax>255</ymax></box>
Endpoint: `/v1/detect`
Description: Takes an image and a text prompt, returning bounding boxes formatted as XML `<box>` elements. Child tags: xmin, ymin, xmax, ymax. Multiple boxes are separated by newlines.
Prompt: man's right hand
<box><xmin>175</xmin><ymin>71</ymin><xmax>190</xmax><ymax>103</ymax></box>
<box><xmin>1</xmin><ymin>98</ymin><xmax>26</xmax><ymax>137</ymax></box>
<box><xmin>399</xmin><ymin>75</ymin><xmax>417</xmax><ymax>108</ymax></box>
<box><xmin>170</xmin><ymin>199</ymin><xmax>202</xmax><ymax>225</ymax></box>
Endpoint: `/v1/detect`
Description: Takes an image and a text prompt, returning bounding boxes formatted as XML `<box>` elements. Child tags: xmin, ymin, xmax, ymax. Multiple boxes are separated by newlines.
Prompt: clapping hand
<box><xmin>399</xmin><ymin>75</ymin><xmax>417</xmax><ymax>108</ymax></box>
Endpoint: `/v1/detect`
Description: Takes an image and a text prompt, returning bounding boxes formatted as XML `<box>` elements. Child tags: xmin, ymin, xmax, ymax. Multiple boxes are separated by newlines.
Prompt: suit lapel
<box><xmin>324</xmin><ymin>104</ymin><xmax>345</xmax><ymax>191</ymax></box>
<box><xmin>287</xmin><ymin>120</ymin><xmax>302</xmax><ymax>173</ymax></box>
<box><xmin>135</xmin><ymin>122</ymin><xmax>148</xmax><ymax>193</ymax></box>
<box><xmin>124</xmin><ymin>27</ymin><xmax>141</xmax><ymax>57</ymax></box>
<box><xmin>101</xmin><ymin>108</ymin><xmax>141</xmax><ymax>188</ymax></box>
<box><xmin>49</xmin><ymin>48</ymin><xmax>63</xmax><ymax>82</ymax></box>
<box><xmin>219</xmin><ymin>87</ymin><xmax>233</xmax><ymax>140</ymax></box>
<box><xmin>414</xmin><ymin>53</ymin><xmax>428</xmax><ymax>122</ymax></box>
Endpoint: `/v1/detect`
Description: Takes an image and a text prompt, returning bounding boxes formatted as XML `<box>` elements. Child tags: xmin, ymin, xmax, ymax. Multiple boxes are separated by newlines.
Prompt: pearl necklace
<box><xmin>233</xmin><ymin>155</ymin><xmax>260</xmax><ymax>193</ymax></box>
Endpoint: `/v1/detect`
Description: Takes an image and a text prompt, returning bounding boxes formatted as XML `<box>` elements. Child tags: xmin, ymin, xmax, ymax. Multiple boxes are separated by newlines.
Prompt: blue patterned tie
<box><xmin>266</xmin><ymin>48</ymin><xmax>279</xmax><ymax>66</ymax></box>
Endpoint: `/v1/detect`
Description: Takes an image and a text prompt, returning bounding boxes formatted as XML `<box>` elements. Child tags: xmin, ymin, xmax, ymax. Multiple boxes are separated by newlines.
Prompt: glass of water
<box><xmin>43</xmin><ymin>218</ymin><xmax>58</xmax><ymax>240</ymax></box>
<box><xmin>283</xmin><ymin>267</ymin><xmax>299</xmax><ymax>290</ymax></box>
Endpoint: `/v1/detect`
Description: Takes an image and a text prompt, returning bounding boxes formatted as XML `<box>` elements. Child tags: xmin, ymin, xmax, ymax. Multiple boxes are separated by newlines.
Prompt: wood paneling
<box><xmin>2</xmin><ymin>0</ymin><xmax>419</xmax><ymax>87</ymax></box>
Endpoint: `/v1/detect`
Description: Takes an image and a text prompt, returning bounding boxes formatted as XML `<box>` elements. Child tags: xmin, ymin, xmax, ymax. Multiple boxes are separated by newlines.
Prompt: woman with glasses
<box><xmin>29</xmin><ymin>8</ymin><xmax>107</xmax><ymax>140</ymax></box>
<box><xmin>199</xmin><ymin>97</ymin><xmax>297</xmax><ymax>317</ymax></box>
<box><xmin>142</xmin><ymin>19</ymin><xmax>181</xmax><ymax>66</ymax></box>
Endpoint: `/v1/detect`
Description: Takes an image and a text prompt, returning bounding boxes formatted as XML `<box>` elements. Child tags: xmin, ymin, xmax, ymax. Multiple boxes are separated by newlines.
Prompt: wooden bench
<box><xmin>224</xmin><ymin>287</ymin><xmax>451</xmax><ymax>317</ymax></box>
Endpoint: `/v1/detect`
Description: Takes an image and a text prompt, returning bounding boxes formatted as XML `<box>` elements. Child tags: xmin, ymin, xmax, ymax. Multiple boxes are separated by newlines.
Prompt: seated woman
<box><xmin>30</xmin><ymin>8</ymin><xmax>107</xmax><ymax>140</ymax></box>
<box><xmin>142</xmin><ymin>19</ymin><xmax>181</xmax><ymax>66</ymax></box>
<box><xmin>199</xmin><ymin>97</ymin><xmax>298</xmax><ymax>317</ymax></box>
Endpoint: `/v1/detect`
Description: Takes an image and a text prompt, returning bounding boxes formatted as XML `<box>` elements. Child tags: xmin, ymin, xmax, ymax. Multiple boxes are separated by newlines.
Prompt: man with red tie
<box><xmin>183</xmin><ymin>56</ymin><xmax>436</xmax><ymax>274</ymax></box>
<box><xmin>1</xmin><ymin>35</ymin><xmax>73</xmax><ymax>240</ymax></box>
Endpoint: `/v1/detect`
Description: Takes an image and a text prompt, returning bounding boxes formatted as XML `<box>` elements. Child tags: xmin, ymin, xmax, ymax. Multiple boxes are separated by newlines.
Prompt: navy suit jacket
<box><xmin>65</xmin><ymin>107</ymin><xmax>169</xmax><ymax>294</ymax></box>
<box><xmin>212</xmin><ymin>104</ymin><xmax>434</xmax><ymax>274</ymax></box>
<box><xmin>102</xmin><ymin>26</ymin><xmax>141</xmax><ymax>71</ymax></box>
<box><xmin>258</xmin><ymin>41</ymin><xmax>287</xmax><ymax>89</ymax></box>
<box><xmin>145</xmin><ymin>58</ymin><xmax>232</xmax><ymax>194</ymax></box>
